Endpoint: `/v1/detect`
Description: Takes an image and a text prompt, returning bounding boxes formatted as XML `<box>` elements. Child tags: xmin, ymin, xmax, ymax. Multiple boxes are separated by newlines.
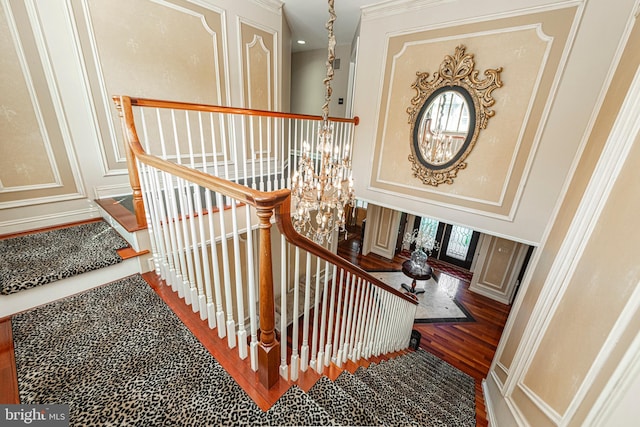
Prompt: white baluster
<box><xmin>217</xmin><ymin>113</ymin><xmax>236</xmax><ymax>350</ymax></box>
<box><xmin>208</xmin><ymin>113</ymin><xmax>226</xmax><ymax>338</ymax></box>
<box><xmin>336</xmin><ymin>272</ymin><xmax>352</xmax><ymax>366</ymax></box>
<box><xmin>258</xmin><ymin>116</ymin><xmax>264</xmax><ymax>191</ymax></box>
<box><xmin>290</xmin><ymin>248</ymin><xmax>301</xmax><ymax>381</ymax></box>
<box><xmin>331</xmin><ymin>268</ymin><xmax>345</xmax><ymax>365</ymax></box>
<box><xmin>309</xmin><ymin>257</ymin><xmax>322</xmax><ymax>372</ymax></box>
<box><xmin>300</xmin><ymin>252</ymin><xmax>312</xmax><ymax>372</ymax></box>
<box><xmin>279</xmin><ymin>235</ymin><xmax>289</xmax><ymax>380</ymax></box>
<box><xmin>185</xmin><ymin>111</ymin><xmax>207</xmax><ymax>316</ymax></box>
<box><xmin>315</xmin><ymin>261</ymin><xmax>331</xmax><ymax>373</ymax></box>
<box><xmin>324</xmin><ymin>265</ymin><xmax>339</xmax><ymax>366</ymax></box>
<box><xmin>170</xmin><ymin>110</ymin><xmax>193</xmax><ymax>304</ymax></box>
<box><xmin>342</xmin><ymin>274</ymin><xmax>357</xmax><ymax>364</ymax></box>
<box><xmin>349</xmin><ymin>277</ymin><xmax>365</xmax><ymax>360</ymax></box>
<box><xmin>196</xmin><ymin>112</ymin><xmax>216</xmax><ymax>327</ymax></box>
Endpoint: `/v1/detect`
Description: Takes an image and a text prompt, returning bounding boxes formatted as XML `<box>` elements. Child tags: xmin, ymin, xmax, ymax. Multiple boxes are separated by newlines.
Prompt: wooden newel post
<box><xmin>113</xmin><ymin>96</ymin><xmax>146</xmax><ymax>229</ymax></box>
<box><xmin>256</xmin><ymin>207</ymin><xmax>280</xmax><ymax>389</ymax></box>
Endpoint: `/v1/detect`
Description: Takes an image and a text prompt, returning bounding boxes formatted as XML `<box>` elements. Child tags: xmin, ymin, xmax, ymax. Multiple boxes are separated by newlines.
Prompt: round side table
<box><xmin>400</xmin><ymin>259</ymin><xmax>432</xmax><ymax>295</ymax></box>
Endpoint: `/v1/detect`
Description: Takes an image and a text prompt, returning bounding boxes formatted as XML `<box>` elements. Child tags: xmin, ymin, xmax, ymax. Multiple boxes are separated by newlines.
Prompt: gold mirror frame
<box><xmin>407</xmin><ymin>45</ymin><xmax>503</xmax><ymax>186</ymax></box>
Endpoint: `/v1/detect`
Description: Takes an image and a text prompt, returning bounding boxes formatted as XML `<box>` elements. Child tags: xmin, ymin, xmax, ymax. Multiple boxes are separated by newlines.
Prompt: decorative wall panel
<box><xmin>239</xmin><ymin>20</ymin><xmax>276</xmax><ymax>111</ymax></box>
<box><xmin>0</xmin><ymin>0</ymin><xmax>82</xmax><ymax>208</ymax></box>
<box><xmin>71</xmin><ymin>0</ymin><xmax>228</xmax><ymax>173</ymax></box>
<box><xmin>371</xmin><ymin>8</ymin><xmax>577</xmax><ymax>218</ymax></box>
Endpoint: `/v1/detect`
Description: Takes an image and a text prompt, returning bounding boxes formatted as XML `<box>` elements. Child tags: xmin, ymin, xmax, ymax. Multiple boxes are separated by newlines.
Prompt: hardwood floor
<box><xmin>338</xmin><ymin>231</ymin><xmax>511</xmax><ymax>427</ymax></box>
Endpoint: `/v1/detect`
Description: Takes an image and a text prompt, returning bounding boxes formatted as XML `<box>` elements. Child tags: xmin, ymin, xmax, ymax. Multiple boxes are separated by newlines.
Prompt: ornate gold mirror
<box><xmin>407</xmin><ymin>45</ymin><xmax>503</xmax><ymax>186</ymax></box>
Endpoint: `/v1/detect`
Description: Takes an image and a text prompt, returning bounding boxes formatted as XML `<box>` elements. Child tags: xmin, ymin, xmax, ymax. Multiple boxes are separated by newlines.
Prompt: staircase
<box><xmin>2</xmin><ymin>218</ymin><xmax>477</xmax><ymax>425</ymax></box>
<box><xmin>250</xmin><ymin>349</ymin><xmax>476</xmax><ymax>426</ymax></box>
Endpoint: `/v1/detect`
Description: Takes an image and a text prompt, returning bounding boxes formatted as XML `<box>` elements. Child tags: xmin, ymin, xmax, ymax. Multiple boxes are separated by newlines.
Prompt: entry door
<box><xmin>438</xmin><ymin>224</ymin><xmax>480</xmax><ymax>270</ymax></box>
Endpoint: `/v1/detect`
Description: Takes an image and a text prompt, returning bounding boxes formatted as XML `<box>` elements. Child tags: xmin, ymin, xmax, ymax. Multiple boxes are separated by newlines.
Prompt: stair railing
<box><xmin>113</xmin><ymin>95</ymin><xmax>418</xmax><ymax>389</ymax></box>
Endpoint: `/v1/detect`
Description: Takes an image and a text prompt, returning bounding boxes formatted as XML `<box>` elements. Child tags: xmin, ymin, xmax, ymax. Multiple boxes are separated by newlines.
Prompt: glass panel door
<box><xmin>445</xmin><ymin>225</ymin><xmax>474</xmax><ymax>260</ymax></box>
<box><xmin>438</xmin><ymin>224</ymin><xmax>480</xmax><ymax>270</ymax></box>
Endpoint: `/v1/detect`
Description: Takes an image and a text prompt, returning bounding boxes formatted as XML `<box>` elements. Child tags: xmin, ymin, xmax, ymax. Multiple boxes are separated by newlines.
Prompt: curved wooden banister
<box><xmin>112</xmin><ymin>94</ymin><xmax>413</xmax><ymax>391</ymax></box>
<box><xmin>274</xmin><ymin>197</ymin><xmax>418</xmax><ymax>306</ymax></box>
<box><xmin>127</xmin><ymin>96</ymin><xmax>360</xmax><ymax>125</ymax></box>
<box><xmin>114</xmin><ymin>96</ymin><xmax>291</xmax><ymax>208</ymax></box>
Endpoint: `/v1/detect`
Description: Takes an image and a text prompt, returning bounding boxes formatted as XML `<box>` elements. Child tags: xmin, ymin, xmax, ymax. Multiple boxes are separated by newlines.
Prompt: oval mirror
<box><xmin>413</xmin><ymin>86</ymin><xmax>475</xmax><ymax>169</ymax></box>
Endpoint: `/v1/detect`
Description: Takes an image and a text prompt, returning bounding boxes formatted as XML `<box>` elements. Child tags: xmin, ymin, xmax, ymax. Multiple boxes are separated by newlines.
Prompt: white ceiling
<box><xmin>282</xmin><ymin>0</ymin><xmax>385</xmax><ymax>52</ymax></box>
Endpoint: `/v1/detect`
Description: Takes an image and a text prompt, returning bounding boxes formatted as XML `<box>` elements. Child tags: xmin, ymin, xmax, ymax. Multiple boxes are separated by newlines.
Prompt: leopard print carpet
<box><xmin>12</xmin><ymin>275</ymin><xmax>271</xmax><ymax>426</ymax></box>
<box><xmin>0</xmin><ymin>221</ymin><xmax>129</xmax><ymax>295</ymax></box>
<box><xmin>13</xmin><ymin>274</ymin><xmax>476</xmax><ymax>426</ymax></box>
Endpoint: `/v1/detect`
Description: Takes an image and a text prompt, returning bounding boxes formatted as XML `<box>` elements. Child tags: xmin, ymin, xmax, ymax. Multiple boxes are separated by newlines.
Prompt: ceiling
<box><xmin>282</xmin><ymin>0</ymin><xmax>385</xmax><ymax>52</ymax></box>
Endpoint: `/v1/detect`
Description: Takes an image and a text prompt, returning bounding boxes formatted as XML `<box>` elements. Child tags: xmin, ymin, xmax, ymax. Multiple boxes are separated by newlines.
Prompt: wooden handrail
<box><xmin>274</xmin><ymin>197</ymin><xmax>418</xmax><ymax>306</ymax></box>
<box><xmin>127</xmin><ymin>96</ymin><xmax>360</xmax><ymax>125</ymax></box>
<box><xmin>112</xmin><ymin>94</ymin><xmax>413</xmax><ymax>392</ymax></box>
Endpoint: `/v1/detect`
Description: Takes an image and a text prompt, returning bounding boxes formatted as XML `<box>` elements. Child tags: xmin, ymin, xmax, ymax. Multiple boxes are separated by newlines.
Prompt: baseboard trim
<box><xmin>0</xmin><ymin>207</ymin><xmax>100</xmax><ymax>235</ymax></box>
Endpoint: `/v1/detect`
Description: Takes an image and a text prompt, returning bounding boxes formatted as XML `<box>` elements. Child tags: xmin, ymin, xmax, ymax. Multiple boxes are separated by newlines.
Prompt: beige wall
<box><xmin>352</xmin><ymin>0</ymin><xmax>634</xmax><ymax>245</ymax></box>
<box><xmin>0</xmin><ymin>0</ymin><xmax>83</xmax><ymax>209</ymax></box>
<box><xmin>486</xmin><ymin>11</ymin><xmax>640</xmax><ymax>425</ymax></box>
<box><xmin>291</xmin><ymin>44</ymin><xmax>351</xmax><ymax>117</ymax></box>
<box><xmin>0</xmin><ymin>0</ymin><xmax>287</xmax><ymax>233</ymax></box>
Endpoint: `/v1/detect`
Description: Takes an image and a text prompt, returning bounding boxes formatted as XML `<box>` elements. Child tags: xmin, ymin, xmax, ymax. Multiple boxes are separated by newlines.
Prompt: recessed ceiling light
<box><xmin>297</xmin><ymin>40</ymin><xmax>306</xmax><ymax>45</ymax></box>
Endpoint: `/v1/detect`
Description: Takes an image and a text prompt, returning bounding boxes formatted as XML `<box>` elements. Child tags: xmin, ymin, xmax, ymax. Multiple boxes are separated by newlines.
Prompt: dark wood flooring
<box><xmin>338</xmin><ymin>229</ymin><xmax>511</xmax><ymax>427</ymax></box>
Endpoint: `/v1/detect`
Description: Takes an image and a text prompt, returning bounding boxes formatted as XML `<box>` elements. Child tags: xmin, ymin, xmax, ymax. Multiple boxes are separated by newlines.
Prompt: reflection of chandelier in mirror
<box><xmin>291</xmin><ymin>0</ymin><xmax>355</xmax><ymax>245</ymax></box>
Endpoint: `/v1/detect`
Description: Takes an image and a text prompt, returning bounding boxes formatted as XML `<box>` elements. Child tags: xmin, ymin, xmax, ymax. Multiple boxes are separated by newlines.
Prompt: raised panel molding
<box><xmin>237</xmin><ymin>18</ymin><xmax>278</xmax><ymax>111</ymax></box>
<box><xmin>70</xmin><ymin>0</ymin><xmax>228</xmax><ymax>174</ymax></box>
<box><xmin>364</xmin><ymin>204</ymin><xmax>401</xmax><ymax>260</ymax></box>
<box><xmin>0</xmin><ymin>0</ymin><xmax>84</xmax><ymax>208</ymax></box>
<box><xmin>470</xmin><ymin>235</ymin><xmax>526</xmax><ymax>304</ymax></box>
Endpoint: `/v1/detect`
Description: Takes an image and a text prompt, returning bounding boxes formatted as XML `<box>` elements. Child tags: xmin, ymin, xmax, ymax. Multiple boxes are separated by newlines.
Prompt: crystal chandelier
<box><xmin>291</xmin><ymin>0</ymin><xmax>355</xmax><ymax>245</ymax></box>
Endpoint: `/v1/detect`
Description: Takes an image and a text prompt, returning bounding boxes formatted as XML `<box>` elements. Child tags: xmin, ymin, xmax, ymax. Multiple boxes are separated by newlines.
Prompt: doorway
<box><xmin>405</xmin><ymin>216</ymin><xmax>480</xmax><ymax>271</ymax></box>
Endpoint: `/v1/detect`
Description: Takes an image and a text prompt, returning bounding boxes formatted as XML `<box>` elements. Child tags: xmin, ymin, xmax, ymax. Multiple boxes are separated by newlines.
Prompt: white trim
<box><xmin>0</xmin><ymin>206</ymin><xmax>99</xmax><ymax>234</ymax></box>
<box><xmin>584</xmin><ymin>323</ymin><xmax>640</xmax><ymax>426</ymax></box>
<box><xmin>362</xmin><ymin>0</ymin><xmax>454</xmax><ymax>20</ymax></box>
<box><xmin>245</xmin><ymin>34</ymin><xmax>272</xmax><ymax>110</ymax></box>
<box><xmin>518</xmin><ymin>382</ymin><xmax>562</xmax><ymax>423</ymax></box>
<box><xmin>0</xmin><ymin>182</ymin><xmax>62</xmax><ymax>193</ymax></box>
<box><xmin>249</xmin><ymin>0</ymin><xmax>283</xmax><ymax>15</ymax></box>
<box><xmin>0</xmin><ymin>192</ymin><xmax>86</xmax><ymax>210</ymax></box>
<box><xmin>562</xmin><ymin>280</ymin><xmax>640</xmax><ymax>424</ymax></box>
<box><xmin>93</xmin><ymin>183</ymin><xmax>134</xmax><ymax>200</ymax></box>
<box><xmin>506</xmin><ymin>63</ymin><xmax>640</xmax><ymax>409</ymax></box>
<box><xmin>482</xmin><ymin>378</ymin><xmax>496</xmax><ymax>427</ymax></box>
<box><xmin>487</xmin><ymin>0</ymin><xmax>637</xmax><ymax>386</ymax></box>
<box><xmin>79</xmin><ymin>0</ymin><xmax>123</xmax><ymax>165</ymax></box>
<box><xmin>236</xmin><ymin>16</ymin><xmax>279</xmax><ymax>110</ymax></box>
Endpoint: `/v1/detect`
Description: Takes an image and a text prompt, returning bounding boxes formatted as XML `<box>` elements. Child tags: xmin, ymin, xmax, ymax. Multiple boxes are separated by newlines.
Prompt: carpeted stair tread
<box><xmin>307</xmin><ymin>376</ymin><xmax>382</xmax><ymax>426</ymax></box>
<box><xmin>266</xmin><ymin>385</ymin><xmax>336</xmax><ymax>426</ymax></box>
<box><xmin>12</xmin><ymin>275</ymin><xmax>271</xmax><ymax>426</ymax></box>
<box><xmin>368</xmin><ymin>360</ymin><xmax>475</xmax><ymax>424</ymax></box>
<box><xmin>334</xmin><ymin>371</ymin><xmax>422</xmax><ymax>427</ymax></box>
<box><xmin>400</xmin><ymin>351</ymin><xmax>474</xmax><ymax>389</ymax></box>
<box><xmin>405</xmin><ymin>350</ymin><xmax>476</xmax><ymax>392</ymax></box>
<box><xmin>0</xmin><ymin>221</ymin><xmax>130</xmax><ymax>295</ymax></box>
<box><xmin>355</xmin><ymin>366</ymin><xmax>462</xmax><ymax>427</ymax></box>
<box><xmin>374</xmin><ymin>354</ymin><xmax>475</xmax><ymax>408</ymax></box>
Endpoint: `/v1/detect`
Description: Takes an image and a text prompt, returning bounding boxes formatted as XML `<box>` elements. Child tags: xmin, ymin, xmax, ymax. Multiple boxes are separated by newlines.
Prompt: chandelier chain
<box><xmin>290</xmin><ymin>0</ymin><xmax>355</xmax><ymax>245</ymax></box>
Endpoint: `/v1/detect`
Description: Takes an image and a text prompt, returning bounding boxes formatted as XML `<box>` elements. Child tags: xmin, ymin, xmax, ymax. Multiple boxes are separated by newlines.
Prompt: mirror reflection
<box><xmin>416</xmin><ymin>90</ymin><xmax>471</xmax><ymax>166</ymax></box>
